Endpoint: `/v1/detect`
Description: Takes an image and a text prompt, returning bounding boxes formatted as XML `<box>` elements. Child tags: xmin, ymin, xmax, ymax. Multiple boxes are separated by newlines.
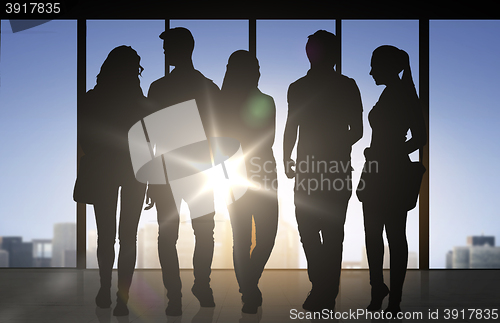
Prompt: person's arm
<box><xmin>147</xmin><ymin>79</ymin><xmax>162</xmax><ymax>106</ymax></box>
<box><xmin>143</xmin><ymin>79</ymin><xmax>163</xmax><ymax>210</ymax></box>
<box><xmin>283</xmin><ymin>85</ymin><xmax>299</xmax><ymax>179</ymax></box>
<box><xmin>346</xmin><ymin>78</ymin><xmax>364</xmax><ymax>146</ymax></box>
<box><xmin>405</xmin><ymin>97</ymin><xmax>427</xmax><ymax>155</ymax></box>
<box><xmin>263</xmin><ymin>95</ymin><xmax>277</xmax><ymax>151</ymax></box>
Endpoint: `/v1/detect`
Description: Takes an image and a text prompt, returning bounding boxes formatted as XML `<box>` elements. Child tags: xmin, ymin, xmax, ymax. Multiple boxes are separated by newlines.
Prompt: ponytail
<box><xmin>399</xmin><ymin>49</ymin><xmax>420</xmax><ymax>107</ymax></box>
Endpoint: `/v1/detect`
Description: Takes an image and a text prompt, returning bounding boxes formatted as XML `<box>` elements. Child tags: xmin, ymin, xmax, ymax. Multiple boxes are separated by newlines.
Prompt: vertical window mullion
<box><xmin>419</xmin><ymin>18</ymin><xmax>430</xmax><ymax>270</ymax></box>
<box><xmin>336</xmin><ymin>19</ymin><xmax>342</xmax><ymax>74</ymax></box>
<box><xmin>249</xmin><ymin>18</ymin><xmax>256</xmax><ymax>57</ymax></box>
<box><xmin>76</xmin><ymin>18</ymin><xmax>87</xmax><ymax>270</ymax></box>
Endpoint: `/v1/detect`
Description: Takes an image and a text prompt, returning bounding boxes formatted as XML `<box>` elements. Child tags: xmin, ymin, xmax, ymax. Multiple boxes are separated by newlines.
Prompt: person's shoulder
<box><xmin>83</xmin><ymin>88</ymin><xmax>100</xmax><ymax>104</ymax></box>
<box><xmin>288</xmin><ymin>74</ymin><xmax>309</xmax><ymax>93</ymax></box>
<box><xmin>148</xmin><ymin>76</ymin><xmax>172</xmax><ymax>99</ymax></box>
<box><xmin>290</xmin><ymin>74</ymin><xmax>308</xmax><ymax>87</ymax></box>
<box><xmin>336</xmin><ymin>72</ymin><xmax>356</xmax><ymax>83</ymax></box>
<box><xmin>256</xmin><ymin>89</ymin><xmax>275</xmax><ymax>104</ymax></box>
<box><xmin>336</xmin><ymin>73</ymin><xmax>360</xmax><ymax>91</ymax></box>
<box><xmin>195</xmin><ymin>70</ymin><xmax>220</xmax><ymax>91</ymax></box>
<box><xmin>205</xmin><ymin>77</ymin><xmax>220</xmax><ymax>92</ymax></box>
<box><xmin>149</xmin><ymin>76</ymin><xmax>169</xmax><ymax>90</ymax></box>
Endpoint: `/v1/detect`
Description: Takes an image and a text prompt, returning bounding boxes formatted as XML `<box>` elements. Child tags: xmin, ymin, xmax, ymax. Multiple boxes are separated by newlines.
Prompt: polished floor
<box><xmin>0</xmin><ymin>269</ymin><xmax>499</xmax><ymax>322</ymax></box>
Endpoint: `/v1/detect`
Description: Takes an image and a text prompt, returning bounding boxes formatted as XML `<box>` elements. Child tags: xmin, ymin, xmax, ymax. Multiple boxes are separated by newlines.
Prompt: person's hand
<box><xmin>144</xmin><ymin>186</ymin><xmax>156</xmax><ymax>210</ymax></box>
<box><xmin>284</xmin><ymin>158</ymin><xmax>296</xmax><ymax>179</ymax></box>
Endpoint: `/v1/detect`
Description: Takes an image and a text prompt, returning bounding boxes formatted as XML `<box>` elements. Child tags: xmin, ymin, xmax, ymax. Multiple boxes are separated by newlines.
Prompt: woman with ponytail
<box><xmin>359</xmin><ymin>45</ymin><xmax>426</xmax><ymax>314</ymax></box>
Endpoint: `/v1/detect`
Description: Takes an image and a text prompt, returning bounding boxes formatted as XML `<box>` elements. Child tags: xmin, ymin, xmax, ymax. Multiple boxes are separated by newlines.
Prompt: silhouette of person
<box><xmin>283</xmin><ymin>30</ymin><xmax>363</xmax><ymax>311</ymax></box>
<box><xmin>218</xmin><ymin>50</ymin><xmax>278</xmax><ymax>314</ymax></box>
<box><xmin>359</xmin><ymin>45</ymin><xmax>426</xmax><ymax>315</ymax></box>
<box><xmin>146</xmin><ymin>27</ymin><xmax>220</xmax><ymax>316</ymax></box>
<box><xmin>78</xmin><ymin>46</ymin><xmax>148</xmax><ymax>316</ymax></box>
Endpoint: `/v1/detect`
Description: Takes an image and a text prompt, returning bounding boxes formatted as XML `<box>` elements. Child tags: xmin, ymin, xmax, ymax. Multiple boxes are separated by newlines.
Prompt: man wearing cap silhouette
<box><xmin>283</xmin><ymin>30</ymin><xmax>363</xmax><ymax>312</ymax></box>
<box><xmin>147</xmin><ymin>27</ymin><xmax>220</xmax><ymax>316</ymax></box>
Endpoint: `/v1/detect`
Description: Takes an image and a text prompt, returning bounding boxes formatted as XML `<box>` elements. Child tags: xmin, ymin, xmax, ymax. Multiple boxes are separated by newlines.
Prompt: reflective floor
<box><xmin>0</xmin><ymin>269</ymin><xmax>499</xmax><ymax>322</ymax></box>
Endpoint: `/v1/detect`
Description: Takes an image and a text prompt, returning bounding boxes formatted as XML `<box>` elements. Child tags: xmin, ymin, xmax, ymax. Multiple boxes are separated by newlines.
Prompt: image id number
<box><xmin>6</xmin><ymin>3</ymin><xmax>60</xmax><ymax>14</ymax></box>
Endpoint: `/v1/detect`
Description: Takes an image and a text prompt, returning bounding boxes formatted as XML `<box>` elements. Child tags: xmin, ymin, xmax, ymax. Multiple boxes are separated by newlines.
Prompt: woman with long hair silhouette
<box><xmin>79</xmin><ymin>46</ymin><xmax>148</xmax><ymax>316</ymax></box>
<box><xmin>218</xmin><ymin>50</ymin><xmax>278</xmax><ymax>314</ymax></box>
<box><xmin>360</xmin><ymin>45</ymin><xmax>426</xmax><ymax>314</ymax></box>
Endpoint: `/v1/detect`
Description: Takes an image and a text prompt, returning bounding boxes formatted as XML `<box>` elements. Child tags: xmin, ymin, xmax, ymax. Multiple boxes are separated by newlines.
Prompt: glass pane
<box><xmin>257</xmin><ymin>20</ymin><xmax>336</xmax><ymax>269</ymax></box>
<box><xmin>0</xmin><ymin>20</ymin><xmax>77</xmax><ymax>267</ymax></box>
<box><xmin>430</xmin><ymin>20</ymin><xmax>500</xmax><ymax>268</ymax></box>
<box><xmin>342</xmin><ymin>20</ymin><xmax>420</xmax><ymax>268</ymax></box>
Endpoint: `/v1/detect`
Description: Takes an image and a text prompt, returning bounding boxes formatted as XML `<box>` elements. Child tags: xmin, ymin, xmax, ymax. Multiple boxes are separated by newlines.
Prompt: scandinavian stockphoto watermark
<box><xmin>249</xmin><ymin>156</ymin><xmax>378</xmax><ymax>194</ymax></box>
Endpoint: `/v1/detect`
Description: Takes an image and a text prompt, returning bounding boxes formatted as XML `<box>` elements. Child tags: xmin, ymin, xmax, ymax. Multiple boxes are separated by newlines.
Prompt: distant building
<box><xmin>32</xmin><ymin>239</ymin><xmax>52</xmax><ymax>267</ymax></box>
<box><xmin>470</xmin><ymin>246</ymin><xmax>500</xmax><ymax>268</ymax></box>
<box><xmin>408</xmin><ymin>252</ymin><xmax>418</xmax><ymax>268</ymax></box>
<box><xmin>0</xmin><ymin>250</ymin><xmax>9</xmax><ymax>267</ymax></box>
<box><xmin>86</xmin><ymin>230</ymin><xmax>98</xmax><ymax>269</ymax></box>
<box><xmin>267</xmin><ymin>220</ymin><xmax>301</xmax><ymax>268</ymax></box>
<box><xmin>447</xmin><ymin>235</ymin><xmax>500</xmax><ymax>269</ymax></box>
<box><xmin>0</xmin><ymin>237</ymin><xmax>22</xmax><ymax>266</ymax></box>
<box><xmin>446</xmin><ymin>250</ymin><xmax>453</xmax><ymax>269</ymax></box>
<box><xmin>212</xmin><ymin>214</ymin><xmax>233</xmax><ymax>269</ymax></box>
<box><xmin>360</xmin><ymin>246</ymin><xmax>418</xmax><ymax>269</ymax></box>
<box><xmin>0</xmin><ymin>236</ymin><xmax>33</xmax><ymax>267</ymax></box>
<box><xmin>52</xmin><ymin>223</ymin><xmax>76</xmax><ymax>267</ymax></box>
<box><xmin>137</xmin><ymin>222</ymin><xmax>160</xmax><ymax>269</ymax></box>
<box><xmin>361</xmin><ymin>245</ymin><xmax>390</xmax><ymax>269</ymax></box>
<box><xmin>467</xmin><ymin>235</ymin><xmax>495</xmax><ymax>247</ymax></box>
<box><xmin>452</xmin><ymin>246</ymin><xmax>470</xmax><ymax>268</ymax></box>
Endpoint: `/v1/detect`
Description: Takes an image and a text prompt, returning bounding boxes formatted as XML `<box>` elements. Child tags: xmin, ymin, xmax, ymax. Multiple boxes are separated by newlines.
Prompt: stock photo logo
<box><xmin>128</xmin><ymin>99</ymin><xmax>249</xmax><ymax>219</ymax></box>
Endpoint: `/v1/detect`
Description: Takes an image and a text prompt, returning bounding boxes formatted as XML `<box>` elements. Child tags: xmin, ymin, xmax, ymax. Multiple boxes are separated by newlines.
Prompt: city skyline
<box><xmin>1</xmin><ymin>19</ymin><xmax>499</xmax><ymax>269</ymax></box>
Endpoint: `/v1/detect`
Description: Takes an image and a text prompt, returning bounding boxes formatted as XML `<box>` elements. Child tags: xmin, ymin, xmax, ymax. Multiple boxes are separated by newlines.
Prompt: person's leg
<box><xmin>385</xmin><ymin>210</ymin><xmax>408</xmax><ymax>313</ymax></box>
<box><xmin>294</xmin><ymin>192</ymin><xmax>324</xmax><ymax>311</ymax></box>
<box><xmin>155</xmin><ymin>185</ymin><xmax>183</xmax><ymax>316</ymax></box>
<box><xmin>363</xmin><ymin>203</ymin><xmax>386</xmax><ymax>288</ymax></box>
<box><xmin>114</xmin><ymin>182</ymin><xmax>146</xmax><ymax>316</ymax></box>
<box><xmin>191</xmin><ymin>211</ymin><xmax>216</xmax><ymax>306</ymax></box>
<box><xmin>228</xmin><ymin>195</ymin><xmax>253</xmax><ymax>296</ymax></box>
<box><xmin>249</xmin><ymin>191</ymin><xmax>279</xmax><ymax>290</ymax></box>
<box><xmin>320</xmin><ymin>197</ymin><xmax>349</xmax><ymax>306</ymax></box>
<box><xmin>93</xmin><ymin>186</ymin><xmax>119</xmax><ymax>308</ymax></box>
<box><xmin>362</xmin><ymin>202</ymin><xmax>390</xmax><ymax>310</ymax></box>
<box><xmin>232</xmin><ymin>191</ymin><xmax>278</xmax><ymax>314</ymax></box>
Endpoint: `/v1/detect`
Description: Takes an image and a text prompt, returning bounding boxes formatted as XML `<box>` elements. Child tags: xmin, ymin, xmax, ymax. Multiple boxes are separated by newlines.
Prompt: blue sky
<box><xmin>0</xmin><ymin>19</ymin><xmax>499</xmax><ymax>268</ymax></box>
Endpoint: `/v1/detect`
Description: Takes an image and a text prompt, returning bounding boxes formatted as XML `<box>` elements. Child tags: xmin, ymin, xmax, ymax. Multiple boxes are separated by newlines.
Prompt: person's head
<box><xmin>159</xmin><ymin>27</ymin><xmax>195</xmax><ymax>67</ymax></box>
<box><xmin>96</xmin><ymin>45</ymin><xmax>143</xmax><ymax>89</ymax></box>
<box><xmin>222</xmin><ymin>50</ymin><xmax>260</xmax><ymax>91</ymax></box>
<box><xmin>370</xmin><ymin>45</ymin><xmax>410</xmax><ymax>86</ymax></box>
<box><xmin>306</xmin><ymin>30</ymin><xmax>340</xmax><ymax>69</ymax></box>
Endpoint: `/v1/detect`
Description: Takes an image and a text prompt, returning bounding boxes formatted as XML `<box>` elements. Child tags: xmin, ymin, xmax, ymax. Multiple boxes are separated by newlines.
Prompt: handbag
<box><xmin>403</xmin><ymin>161</ymin><xmax>426</xmax><ymax>211</ymax></box>
<box><xmin>356</xmin><ymin>150</ymin><xmax>426</xmax><ymax>211</ymax></box>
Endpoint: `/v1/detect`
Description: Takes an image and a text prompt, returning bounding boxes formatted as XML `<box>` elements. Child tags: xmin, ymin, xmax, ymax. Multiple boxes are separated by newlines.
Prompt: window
<box><xmin>430</xmin><ymin>20</ymin><xmax>500</xmax><ymax>268</ymax></box>
<box><xmin>0</xmin><ymin>20</ymin><xmax>77</xmax><ymax>267</ymax></box>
